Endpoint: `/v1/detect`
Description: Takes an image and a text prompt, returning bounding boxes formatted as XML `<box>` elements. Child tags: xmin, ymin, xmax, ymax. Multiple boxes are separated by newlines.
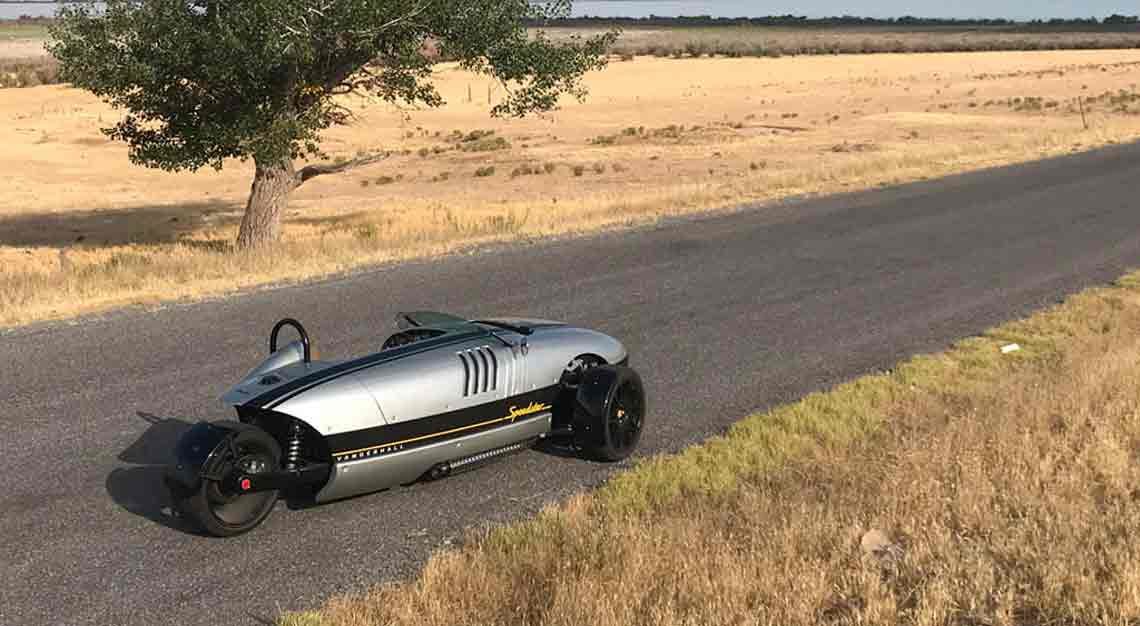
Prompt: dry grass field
<box><xmin>565</xmin><ymin>24</ymin><xmax>1140</xmax><ymax>57</ymax></box>
<box><xmin>3</xmin><ymin>49</ymin><xmax>1140</xmax><ymax>327</ymax></box>
<box><xmin>282</xmin><ymin>270</ymin><xmax>1140</xmax><ymax>626</ymax></box>
<box><xmin>0</xmin><ymin>19</ymin><xmax>48</xmax><ymax>40</ymax></box>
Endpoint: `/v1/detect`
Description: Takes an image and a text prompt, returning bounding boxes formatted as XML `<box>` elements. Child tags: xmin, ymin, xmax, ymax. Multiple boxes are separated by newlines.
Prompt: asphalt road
<box><xmin>4</xmin><ymin>142</ymin><xmax>1140</xmax><ymax>625</ymax></box>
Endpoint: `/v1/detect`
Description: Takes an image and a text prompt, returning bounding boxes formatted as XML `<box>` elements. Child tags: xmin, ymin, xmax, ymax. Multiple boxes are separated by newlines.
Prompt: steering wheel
<box><xmin>382</xmin><ymin>328</ymin><xmax>445</xmax><ymax>350</ymax></box>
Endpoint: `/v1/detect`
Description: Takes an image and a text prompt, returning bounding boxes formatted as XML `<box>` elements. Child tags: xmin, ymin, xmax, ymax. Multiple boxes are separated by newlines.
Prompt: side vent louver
<box><xmin>458</xmin><ymin>347</ymin><xmax>498</xmax><ymax>396</ymax></box>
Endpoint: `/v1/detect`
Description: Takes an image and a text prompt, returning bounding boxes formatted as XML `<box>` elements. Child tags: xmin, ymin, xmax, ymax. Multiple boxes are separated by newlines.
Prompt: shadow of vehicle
<box><xmin>104</xmin><ymin>412</ymin><xmax>204</xmax><ymax>535</ymax></box>
<box><xmin>531</xmin><ymin>438</ymin><xmax>582</xmax><ymax>459</ymax></box>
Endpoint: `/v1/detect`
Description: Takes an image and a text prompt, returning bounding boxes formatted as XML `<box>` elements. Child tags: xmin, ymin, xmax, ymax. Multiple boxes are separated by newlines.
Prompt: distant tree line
<box><xmin>531</xmin><ymin>14</ymin><xmax>1140</xmax><ymax>29</ymax></box>
<box><xmin>9</xmin><ymin>11</ymin><xmax>1139</xmax><ymax>28</ymax></box>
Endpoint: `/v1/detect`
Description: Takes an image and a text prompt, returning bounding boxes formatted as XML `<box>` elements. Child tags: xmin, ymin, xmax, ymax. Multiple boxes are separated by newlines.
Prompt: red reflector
<box><xmin>240</xmin><ymin>478</ymin><xmax>252</xmax><ymax>491</ymax></box>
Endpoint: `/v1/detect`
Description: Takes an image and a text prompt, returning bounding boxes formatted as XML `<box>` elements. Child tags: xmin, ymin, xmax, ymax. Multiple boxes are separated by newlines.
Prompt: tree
<box><xmin>49</xmin><ymin>0</ymin><xmax>615</xmax><ymax>249</ymax></box>
<box><xmin>1104</xmin><ymin>14</ymin><xmax>1140</xmax><ymax>25</ymax></box>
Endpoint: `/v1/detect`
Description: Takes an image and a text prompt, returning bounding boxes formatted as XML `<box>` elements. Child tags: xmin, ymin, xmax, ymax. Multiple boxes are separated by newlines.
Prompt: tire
<box><xmin>572</xmin><ymin>365</ymin><xmax>646</xmax><ymax>462</ymax></box>
<box><xmin>176</xmin><ymin>427</ymin><xmax>281</xmax><ymax>537</ymax></box>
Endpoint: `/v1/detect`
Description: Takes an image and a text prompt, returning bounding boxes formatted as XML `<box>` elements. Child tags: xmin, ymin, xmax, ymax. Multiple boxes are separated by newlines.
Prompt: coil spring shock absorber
<box><xmin>284</xmin><ymin>419</ymin><xmax>305</xmax><ymax>471</ymax></box>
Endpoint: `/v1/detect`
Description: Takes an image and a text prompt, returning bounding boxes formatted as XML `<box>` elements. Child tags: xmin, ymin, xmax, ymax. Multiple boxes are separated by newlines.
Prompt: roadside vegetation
<box><xmin>282</xmin><ymin>270</ymin><xmax>1140</xmax><ymax>625</ymax></box>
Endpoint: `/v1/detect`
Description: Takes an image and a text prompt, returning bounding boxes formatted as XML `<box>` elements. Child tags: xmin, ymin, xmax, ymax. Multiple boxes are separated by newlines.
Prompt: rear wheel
<box><xmin>573</xmin><ymin>365</ymin><xmax>646</xmax><ymax>462</ymax></box>
<box><xmin>177</xmin><ymin>428</ymin><xmax>281</xmax><ymax>537</ymax></box>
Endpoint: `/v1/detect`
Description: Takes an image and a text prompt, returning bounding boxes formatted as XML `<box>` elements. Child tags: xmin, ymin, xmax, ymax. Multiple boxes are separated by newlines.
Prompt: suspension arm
<box><xmin>222</xmin><ymin>462</ymin><xmax>332</xmax><ymax>495</ymax></box>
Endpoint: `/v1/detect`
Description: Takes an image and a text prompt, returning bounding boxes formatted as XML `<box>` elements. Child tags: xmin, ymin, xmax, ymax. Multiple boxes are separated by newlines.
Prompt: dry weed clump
<box><xmin>0</xmin><ymin>58</ymin><xmax>58</xmax><ymax>88</ymax></box>
<box><xmin>284</xmin><ymin>275</ymin><xmax>1140</xmax><ymax>625</ymax></box>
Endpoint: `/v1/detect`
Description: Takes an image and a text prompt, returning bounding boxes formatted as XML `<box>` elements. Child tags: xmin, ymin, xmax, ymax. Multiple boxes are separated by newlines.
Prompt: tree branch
<box><xmin>296</xmin><ymin>151</ymin><xmax>390</xmax><ymax>185</ymax></box>
<box><xmin>349</xmin><ymin>0</ymin><xmax>433</xmax><ymax>39</ymax></box>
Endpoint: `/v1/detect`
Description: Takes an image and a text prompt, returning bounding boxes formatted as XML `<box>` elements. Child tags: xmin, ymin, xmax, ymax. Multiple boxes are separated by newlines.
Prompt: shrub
<box><xmin>19</xmin><ymin>69</ymin><xmax>41</xmax><ymax>87</ymax></box>
<box><xmin>462</xmin><ymin>129</ymin><xmax>495</xmax><ymax>142</ymax></box>
<box><xmin>474</xmin><ymin>166</ymin><xmax>496</xmax><ymax>177</ymax></box>
<box><xmin>651</xmin><ymin>124</ymin><xmax>683</xmax><ymax>139</ymax></box>
<box><xmin>461</xmin><ymin>136</ymin><xmax>511</xmax><ymax>152</ymax></box>
<box><xmin>0</xmin><ymin>60</ymin><xmax>61</xmax><ymax>89</ymax></box>
<box><xmin>34</xmin><ymin>66</ymin><xmax>58</xmax><ymax>85</ymax></box>
<box><xmin>355</xmin><ymin>223</ymin><xmax>380</xmax><ymax>240</ymax></box>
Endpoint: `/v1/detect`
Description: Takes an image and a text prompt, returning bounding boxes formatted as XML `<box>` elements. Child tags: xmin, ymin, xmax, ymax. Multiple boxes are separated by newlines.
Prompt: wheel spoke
<box><xmin>608</xmin><ymin>412</ymin><xmax>623</xmax><ymax>449</ymax></box>
<box><xmin>614</xmin><ymin>384</ymin><xmax>642</xmax><ymax>451</ymax></box>
<box><xmin>607</xmin><ymin>382</ymin><xmax>643</xmax><ymax>453</ymax></box>
<box><xmin>208</xmin><ymin>446</ymin><xmax>275</xmax><ymax>527</ymax></box>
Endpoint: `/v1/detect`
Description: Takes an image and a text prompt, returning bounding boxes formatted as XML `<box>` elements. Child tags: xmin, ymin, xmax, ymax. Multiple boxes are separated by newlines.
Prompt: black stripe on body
<box><xmin>245</xmin><ymin>329</ymin><xmax>488</xmax><ymax>409</ymax></box>
<box><xmin>327</xmin><ymin>386</ymin><xmax>561</xmax><ymax>460</ymax></box>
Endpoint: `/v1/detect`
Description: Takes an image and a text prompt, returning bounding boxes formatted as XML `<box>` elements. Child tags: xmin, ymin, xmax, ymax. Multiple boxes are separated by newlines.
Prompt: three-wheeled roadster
<box><xmin>167</xmin><ymin>312</ymin><xmax>646</xmax><ymax>536</ymax></box>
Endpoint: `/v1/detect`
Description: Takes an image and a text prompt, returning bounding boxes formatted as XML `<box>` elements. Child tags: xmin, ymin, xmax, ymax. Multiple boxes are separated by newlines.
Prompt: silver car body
<box><xmin>221</xmin><ymin>316</ymin><xmax>626</xmax><ymax>502</ymax></box>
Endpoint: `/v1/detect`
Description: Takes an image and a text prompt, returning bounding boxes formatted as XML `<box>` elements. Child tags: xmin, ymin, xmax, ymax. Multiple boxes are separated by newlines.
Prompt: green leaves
<box><xmin>48</xmin><ymin>0</ymin><xmax>614</xmax><ymax>173</ymax></box>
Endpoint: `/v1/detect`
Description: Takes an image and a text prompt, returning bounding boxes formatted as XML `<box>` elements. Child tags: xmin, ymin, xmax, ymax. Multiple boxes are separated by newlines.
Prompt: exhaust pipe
<box><xmin>425</xmin><ymin>439</ymin><xmax>534</xmax><ymax>481</ymax></box>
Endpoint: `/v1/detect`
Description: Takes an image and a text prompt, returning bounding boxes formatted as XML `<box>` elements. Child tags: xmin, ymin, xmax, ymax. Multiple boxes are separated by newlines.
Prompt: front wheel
<box><xmin>175</xmin><ymin>427</ymin><xmax>281</xmax><ymax>537</ymax></box>
<box><xmin>572</xmin><ymin>365</ymin><xmax>646</xmax><ymax>462</ymax></box>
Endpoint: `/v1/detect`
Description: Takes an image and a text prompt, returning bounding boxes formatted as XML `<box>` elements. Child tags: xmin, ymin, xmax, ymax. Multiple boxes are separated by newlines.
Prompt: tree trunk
<box><xmin>236</xmin><ymin>157</ymin><xmax>297</xmax><ymax>250</ymax></box>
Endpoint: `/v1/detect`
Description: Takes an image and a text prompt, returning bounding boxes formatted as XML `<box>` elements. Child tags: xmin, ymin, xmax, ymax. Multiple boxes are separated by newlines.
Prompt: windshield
<box><xmin>395</xmin><ymin>311</ymin><xmax>534</xmax><ymax>336</ymax></box>
<box><xmin>395</xmin><ymin>311</ymin><xmax>476</xmax><ymax>331</ymax></box>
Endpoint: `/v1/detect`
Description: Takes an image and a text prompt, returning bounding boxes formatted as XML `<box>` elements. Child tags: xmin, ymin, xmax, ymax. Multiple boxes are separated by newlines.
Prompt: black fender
<box><xmin>166</xmin><ymin>421</ymin><xmax>264</xmax><ymax>490</ymax></box>
<box><xmin>236</xmin><ymin>407</ymin><xmax>334</xmax><ymax>467</ymax></box>
<box><xmin>572</xmin><ymin>365</ymin><xmax>644</xmax><ymax>448</ymax></box>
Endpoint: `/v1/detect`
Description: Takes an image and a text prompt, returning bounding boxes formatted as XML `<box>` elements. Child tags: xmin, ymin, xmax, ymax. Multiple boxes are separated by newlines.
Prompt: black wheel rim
<box><xmin>206</xmin><ymin>446</ymin><xmax>275</xmax><ymax>528</ymax></box>
<box><xmin>607</xmin><ymin>381</ymin><xmax>644</xmax><ymax>453</ymax></box>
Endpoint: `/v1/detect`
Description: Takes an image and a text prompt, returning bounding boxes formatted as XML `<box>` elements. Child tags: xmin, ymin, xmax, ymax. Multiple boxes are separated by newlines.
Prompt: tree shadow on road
<box><xmin>104</xmin><ymin>411</ymin><xmax>205</xmax><ymax>535</ymax></box>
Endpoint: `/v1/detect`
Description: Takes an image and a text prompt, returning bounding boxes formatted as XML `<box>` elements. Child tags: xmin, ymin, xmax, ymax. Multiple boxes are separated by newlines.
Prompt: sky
<box><xmin>568</xmin><ymin>1</ymin><xmax>1140</xmax><ymax>21</ymax></box>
